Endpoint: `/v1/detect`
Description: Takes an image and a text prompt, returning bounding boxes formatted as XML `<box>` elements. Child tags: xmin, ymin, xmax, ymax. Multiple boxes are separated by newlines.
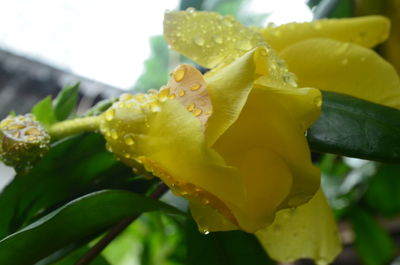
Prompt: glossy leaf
<box><xmin>350</xmin><ymin>207</ymin><xmax>395</xmax><ymax>265</ymax></box>
<box><xmin>53</xmin><ymin>83</ymin><xmax>79</xmax><ymax>121</ymax></box>
<box><xmin>308</xmin><ymin>91</ymin><xmax>400</xmax><ymax>162</ymax></box>
<box><xmin>31</xmin><ymin>96</ymin><xmax>57</xmax><ymax>126</ymax></box>
<box><xmin>0</xmin><ymin>190</ymin><xmax>182</xmax><ymax>264</ymax></box>
<box><xmin>0</xmin><ymin>134</ymin><xmax>153</xmax><ymax>239</ymax></box>
<box><xmin>186</xmin><ymin>219</ymin><xmax>272</xmax><ymax>265</ymax></box>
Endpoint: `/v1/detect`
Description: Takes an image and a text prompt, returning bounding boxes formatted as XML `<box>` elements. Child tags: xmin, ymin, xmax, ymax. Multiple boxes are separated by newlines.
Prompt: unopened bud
<box><xmin>0</xmin><ymin>114</ymin><xmax>50</xmax><ymax>173</ymax></box>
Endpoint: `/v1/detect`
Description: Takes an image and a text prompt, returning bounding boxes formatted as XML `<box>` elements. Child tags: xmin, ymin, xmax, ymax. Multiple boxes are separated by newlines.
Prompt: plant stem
<box><xmin>48</xmin><ymin>116</ymin><xmax>101</xmax><ymax>140</ymax></box>
<box><xmin>74</xmin><ymin>183</ymin><xmax>169</xmax><ymax>265</ymax></box>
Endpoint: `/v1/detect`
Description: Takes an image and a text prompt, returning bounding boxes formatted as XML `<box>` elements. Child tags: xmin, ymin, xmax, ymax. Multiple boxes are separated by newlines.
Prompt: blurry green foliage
<box><xmin>350</xmin><ymin>207</ymin><xmax>395</xmax><ymax>265</ymax></box>
<box><xmin>103</xmin><ymin>212</ymin><xmax>185</xmax><ymax>265</ymax></box>
<box><xmin>364</xmin><ymin>164</ymin><xmax>400</xmax><ymax>216</ymax></box>
<box><xmin>134</xmin><ymin>36</ymin><xmax>170</xmax><ymax>93</ymax></box>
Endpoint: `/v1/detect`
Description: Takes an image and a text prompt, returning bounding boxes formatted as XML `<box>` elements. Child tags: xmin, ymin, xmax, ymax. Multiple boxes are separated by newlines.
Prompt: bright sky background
<box><xmin>0</xmin><ymin>0</ymin><xmax>312</xmax><ymax>90</ymax></box>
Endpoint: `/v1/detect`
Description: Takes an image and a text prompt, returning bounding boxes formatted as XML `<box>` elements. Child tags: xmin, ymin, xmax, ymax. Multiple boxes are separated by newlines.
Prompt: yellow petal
<box><xmin>256</xmin><ymin>189</ymin><xmax>342</xmax><ymax>265</ymax></box>
<box><xmin>262</xmin><ymin>16</ymin><xmax>390</xmax><ymax>52</ymax></box>
<box><xmin>161</xmin><ymin>64</ymin><xmax>212</xmax><ymax>129</ymax></box>
<box><xmin>205</xmin><ymin>46</ymin><xmax>296</xmax><ymax>146</ymax></box>
<box><xmin>254</xmin><ymin>79</ymin><xmax>322</xmax><ymax>131</ymax></box>
<box><xmin>142</xmin><ymin>100</ymin><xmax>247</xmax><ymax>223</ymax></box>
<box><xmin>213</xmin><ymin>87</ymin><xmax>321</xmax><ymax>232</ymax></box>
<box><xmin>137</xmin><ymin>100</ymin><xmax>246</xmax><ymax>226</ymax></box>
<box><xmin>189</xmin><ymin>200</ymin><xmax>238</xmax><ymax>233</ymax></box>
<box><xmin>163</xmin><ymin>10</ymin><xmax>266</xmax><ymax>68</ymax></box>
<box><xmin>280</xmin><ymin>38</ymin><xmax>400</xmax><ymax>108</ymax></box>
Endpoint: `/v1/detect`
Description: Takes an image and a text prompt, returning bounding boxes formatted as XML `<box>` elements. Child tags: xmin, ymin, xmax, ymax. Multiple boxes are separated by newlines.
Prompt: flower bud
<box><xmin>0</xmin><ymin>114</ymin><xmax>50</xmax><ymax>173</ymax></box>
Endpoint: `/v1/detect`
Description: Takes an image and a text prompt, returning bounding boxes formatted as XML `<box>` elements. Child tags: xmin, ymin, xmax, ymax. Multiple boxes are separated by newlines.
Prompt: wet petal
<box><xmin>262</xmin><ymin>16</ymin><xmax>390</xmax><ymax>52</ymax></box>
<box><xmin>213</xmin><ymin>87</ymin><xmax>321</xmax><ymax>232</ymax></box>
<box><xmin>164</xmin><ymin>10</ymin><xmax>266</xmax><ymax>68</ymax></box>
<box><xmin>280</xmin><ymin>38</ymin><xmax>400</xmax><ymax>108</ymax></box>
<box><xmin>256</xmin><ymin>189</ymin><xmax>342</xmax><ymax>265</ymax></box>
<box><xmin>189</xmin><ymin>200</ymin><xmax>238</xmax><ymax>232</ymax></box>
<box><xmin>205</xmin><ymin>46</ymin><xmax>295</xmax><ymax>146</ymax></box>
<box><xmin>160</xmin><ymin>64</ymin><xmax>212</xmax><ymax>129</ymax></box>
<box><xmin>137</xmin><ymin>100</ymin><xmax>246</xmax><ymax>226</ymax></box>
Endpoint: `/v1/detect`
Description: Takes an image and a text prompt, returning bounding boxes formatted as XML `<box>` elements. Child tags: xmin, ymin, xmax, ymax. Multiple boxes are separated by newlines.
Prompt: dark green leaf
<box><xmin>31</xmin><ymin>96</ymin><xmax>57</xmax><ymax>126</ymax></box>
<box><xmin>308</xmin><ymin>91</ymin><xmax>400</xmax><ymax>163</ymax></box>
<box><xmin>186</xmin><ymin>219</ymin><xmax>272</xmax><ymax>265</ymax></box>
<box><xmin>53</xmin><ymin>83</ymin><xmax>79</xmax><ymax>121</ymax></box>
<box><xmin>0</xmin><ymin>190</ymin><xmax>182</xmax><ymax>265</ymax></box>
<box><xmin>0</xmin><ymin>133</ymin><xmax>155</xmax><ymax>239</ymax></box>
<box><xmin>364</xmin><ymin>164</ymin><xmax>400</xmax><ymax>216</ymax></box>
<box><xmin>350</xmin><ymin>207</ymin><xmax>395</xmax><ymax>265</ymax></box>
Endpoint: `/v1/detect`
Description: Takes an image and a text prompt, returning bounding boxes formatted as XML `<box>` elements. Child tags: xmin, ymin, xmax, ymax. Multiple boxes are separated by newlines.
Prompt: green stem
<box><xmin>48</xmin><ymin>116</ymin><xmax>101</xmax><ymax>140</ymax></box>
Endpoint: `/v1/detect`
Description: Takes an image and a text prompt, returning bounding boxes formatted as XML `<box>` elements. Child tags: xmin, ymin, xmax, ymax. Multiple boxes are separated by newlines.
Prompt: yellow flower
<box><xmin>162</xmin><ymin>10</ymin><xmax>400</xmax><ymax>264</ymax></box>
<box><xmin>100</xmin><ymin>43</ymin><xmax>326</xmax><ymax>262</ymax></box>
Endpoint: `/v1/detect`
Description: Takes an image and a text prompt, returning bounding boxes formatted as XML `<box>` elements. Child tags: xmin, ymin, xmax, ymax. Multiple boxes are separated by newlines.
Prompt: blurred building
<box><xmin>0</xmin><ymin>48</ymin><xmax>123</xmax><ymax>119</ymax></box>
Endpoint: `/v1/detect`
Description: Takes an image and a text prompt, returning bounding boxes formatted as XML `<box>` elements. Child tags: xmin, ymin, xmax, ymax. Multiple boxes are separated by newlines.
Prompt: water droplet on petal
<box><xmin>221</xmin><ymin>16</ymin><xmax>233</xmax><ymax>27</ymax></box>
<box><xmin>190</xmin><ymin>83</ymin><xmax>201</xmax><ymax>91</ymax></box>
<box><xmin>178</xmin><ymin>90</ymin><xmax>185</xmax><ymax>97</ymax></box>
<box><xmin>120</xmin><ymin>93</ymin><xmax>133</xmax><ymax>101</ymax></box>
<box><xmin>193</xmin><ymin>35</ymin><xmax>205</xmax><ymax>46</ymax></box>
<box><xmin>150</xmin><ymin>102</ymin><xmax>160</xmax><ymax>112</ymax></box>
<box><xmin>187</xmin><ymin>103</ymin><xmax>195</xmax><ymax>112</ymax></box>
<box><xmin>105</xmin><ymin>108</ymin><xmax>115</xmax><ymax>121</ymax></box>
<box><xmin>111</xmin><ymin>129</ymin><xmax>118</xmax><ymax>140</ymax></box>
<box><xmin>235</xmin><ymin>39</ymin><xmax>252</xmax><ymax>51</ymax></box>
<box><xmin>173</xmin><ymin>67</ymin><xmax>186</xmax><ymax>82</ymax></box>
<box><xmin>158</xmin><ymin>87</ymin><xmax>170</xmax><ymax>101</ymax></box>
<box><xmin>212</xmin><ymin>34</ymin><xmax>223</xmax><ymax>44</ymax></box>
<box><xmin>124</xmin><ymin>134</ymin><xmax>135</xmax><ymax>146</ymax></box>
<box><xmin>193</xmin><ymin>108</ymin><xmax>202</xmax><ymax>116</ymax></box>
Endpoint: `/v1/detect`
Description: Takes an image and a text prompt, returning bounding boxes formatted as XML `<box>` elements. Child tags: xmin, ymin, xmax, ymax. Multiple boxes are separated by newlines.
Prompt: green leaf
<box><xmin>53</xmin><ymin>83</ymin><xmax>79</xmax><ymax>121</ymax></box>
<box><xmin>0</xmin><ymin>133</ymin><xmax>155</xmax><ymax>239</ymax></box>
<box><xmin>350</xmin><ymin>207</ymin><xmax>395</xmax><ymax>265</ymax></box>
<box><xmin>308</xmin><ymin>91</ymin><xmax>400</xmax><ymax>163</ymax></box>
<box><xmin>364</xmin><ymin>164</ymin><xmax>400</xmax><ymax>216</ymax></box>
<box><xmin>31</xmin><ymin>96</ymin><xmax>57</xmax><ymax>126</ymax></box>
<box><xmin>186</xmin><ymin>219</ymin><xmax>272</xmax><ymax>265</ymax></box>
<box><xmin>0</xmin><ymin>190</ymin><xmax>182</xmax><ymax>265</ymax></box>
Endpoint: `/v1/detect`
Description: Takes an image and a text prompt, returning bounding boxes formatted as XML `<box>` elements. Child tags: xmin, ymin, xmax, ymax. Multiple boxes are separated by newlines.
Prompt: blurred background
<box><xmin>0</xmin><ymin>0</ymin><xmax>400</xmax><ymax>264</ymax></box>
